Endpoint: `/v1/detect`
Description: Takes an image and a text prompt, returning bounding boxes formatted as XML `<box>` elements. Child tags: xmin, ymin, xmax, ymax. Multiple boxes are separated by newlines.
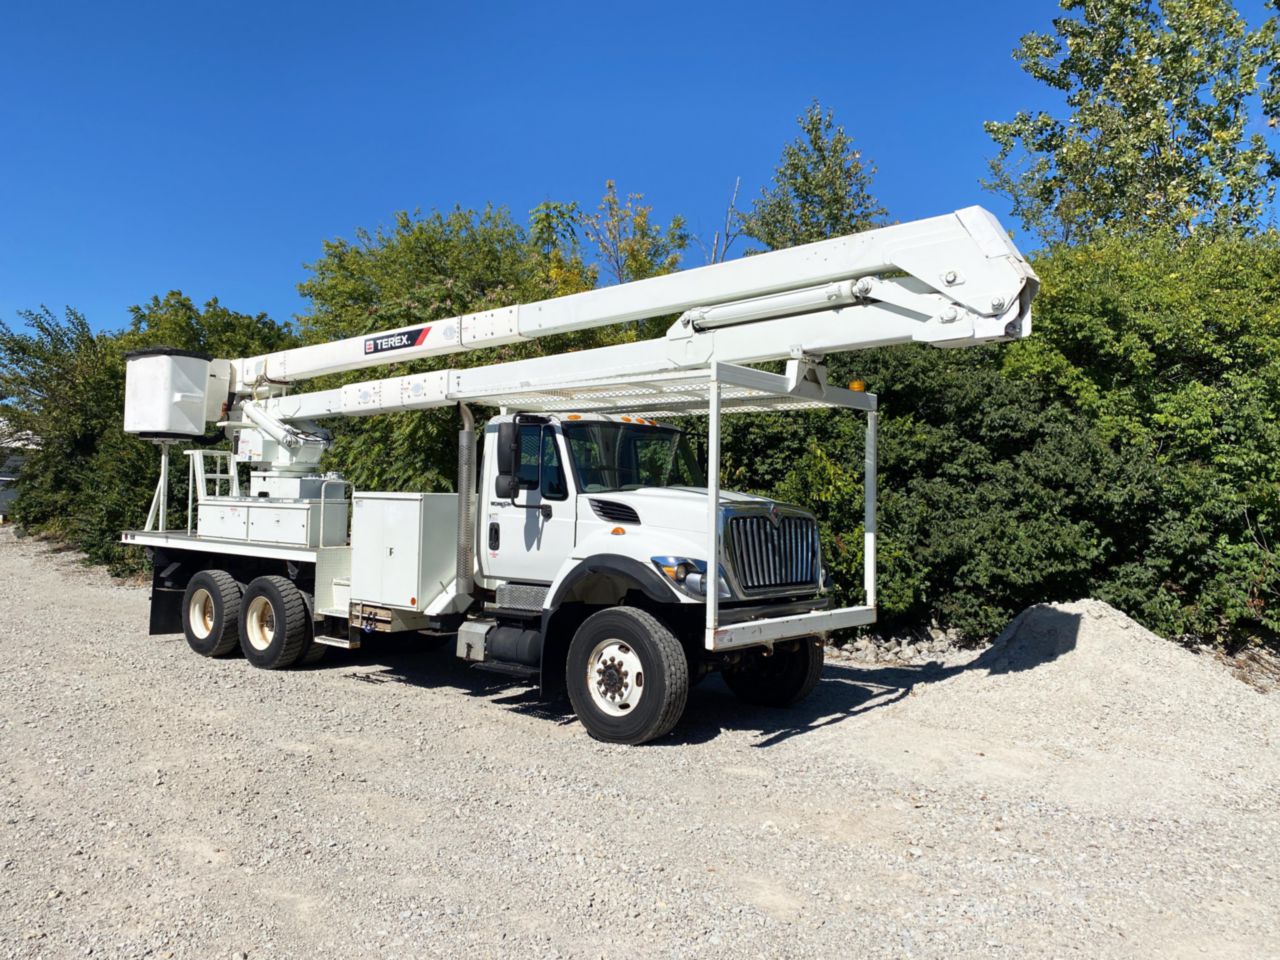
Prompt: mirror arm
<box><xmin>507</xmin><ymin>499</ymin><xmax>552</xmax><ymax>520</ymax></box>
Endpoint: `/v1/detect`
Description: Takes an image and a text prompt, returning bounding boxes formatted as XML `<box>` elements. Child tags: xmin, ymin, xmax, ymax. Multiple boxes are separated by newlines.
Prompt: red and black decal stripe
<box><xmin>363</xmin><ymin>325</ymin><xmax>432</xmax><ymax>355</ymax></box>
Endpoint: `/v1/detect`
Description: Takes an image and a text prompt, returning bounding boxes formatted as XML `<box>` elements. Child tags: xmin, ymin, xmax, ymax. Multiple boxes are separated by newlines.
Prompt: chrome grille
<box><xmin>728</xmin><ymin>514</ymin><xmax>819</xmax><ymax>591</ymax></box>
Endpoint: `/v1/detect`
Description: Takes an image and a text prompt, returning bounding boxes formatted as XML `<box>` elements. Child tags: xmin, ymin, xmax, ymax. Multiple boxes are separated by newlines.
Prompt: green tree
<box><xmin>720</xmin><ymin>340</ymin><xmax>1157</xmax><ymax>641</ymax></box>
<box><xmin>1006</xmin><ymin>231</ymin><xmax>1280</xmax><ymax>644</ymax></box>
<box><xmin>740</xmin><ymin>100</ymin><xmax>886</xmax><ymax>250</ymax></box>
<box><xmin>985</xmin><ymin>0</ymin><xmax>1280</xmax><ymax>244</ymax></box>
<box><xmin>297</xmin><ymin>205</ymin><xmax>603</xmax><ymax>493</ymax></box>
<box><xmin>0</xmin><ymin>308</ymin><xmax>124</xmax><ymax>542</ymax></box>
<box><xmin>723</xmin><ymin>232</ymin><xmax>1280</xmax><ymax>648</ymax></box>
<box><xmin>125</xmin><ymin>291</ymin><xmax>296</xmax><ymax>359</ymax></box>
<box><xmin>580</xmin><ymin>181</ymin><xmax>689</xmax><ymax>284</ymax></box>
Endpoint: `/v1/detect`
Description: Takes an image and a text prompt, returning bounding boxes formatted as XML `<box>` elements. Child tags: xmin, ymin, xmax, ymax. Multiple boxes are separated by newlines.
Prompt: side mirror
<box><xmin>495</xmin><ymin>422</ymin><xmax>520</xmax><ymax>498</ymax></box>
<box><xmin>496</xmin><ymin>422</ymin><xmax>518</xmax><ymax>475</ymax></box>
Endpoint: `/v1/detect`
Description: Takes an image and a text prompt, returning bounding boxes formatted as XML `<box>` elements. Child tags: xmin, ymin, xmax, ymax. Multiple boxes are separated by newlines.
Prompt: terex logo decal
<box><xmin>364</xmin><ymin>325</ymin><xmax>431</xmax><ymax>355</ymax></box>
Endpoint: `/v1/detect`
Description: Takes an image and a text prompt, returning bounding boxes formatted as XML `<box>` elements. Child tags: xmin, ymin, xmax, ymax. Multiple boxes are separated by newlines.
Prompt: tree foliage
<box><xmin>986</xmin><ymin>0</ymin><xmax>1280</xmax><ymax>243</ymax></box>
<box><xmin>724</xmin><ymin>97</ymin><xmax>1278</xmax><ymax>647</ymax></box>
<box><xmin>740</xmin><ymin>100</ymin><xmax>886</xmax><ymax>249</ymax></box>
<box><xmin>580</xmin><ymin>181</ymin><xmax>689</xmax><ymax>284</ymax></box>
<box><xmin>723</xmin><ymin>346</ymin><xmax>1154</xmax><ymax>640</ymax></box>
<box><xmin>1008</xmin><ymin>231</ymin><xmax>1280</xmax><ymax>643</ymax></box>
<box><xmin>722</xmin><ymin>231</ymin><xmax>1280</xmax><ymax>647</ymax></box>
<box><xmin>299</xmin><ymin>204</ymin><xmax>613</xmax><ymax>493</ymax></box>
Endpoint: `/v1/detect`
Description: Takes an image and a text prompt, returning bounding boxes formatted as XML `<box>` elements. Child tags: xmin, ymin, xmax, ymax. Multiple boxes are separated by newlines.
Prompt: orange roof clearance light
<box><xmin>567</xmin><ymin>414</ymin><xmax>582</xmax><ymax>420</ymax></box>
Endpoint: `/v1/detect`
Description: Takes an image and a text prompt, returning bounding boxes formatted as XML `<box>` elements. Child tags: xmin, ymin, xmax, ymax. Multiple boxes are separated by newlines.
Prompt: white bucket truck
<box><xmin>121</xmin><ymin>207</ymin><xmax>1037</xmax><ymax>743</ymax></box>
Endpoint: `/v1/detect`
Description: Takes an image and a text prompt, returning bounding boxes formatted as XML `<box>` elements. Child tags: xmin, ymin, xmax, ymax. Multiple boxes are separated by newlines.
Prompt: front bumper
<box><xmin>706</xmin><ymin>602</ymin><xmax>876</xmax><ymax>651</ymax></box>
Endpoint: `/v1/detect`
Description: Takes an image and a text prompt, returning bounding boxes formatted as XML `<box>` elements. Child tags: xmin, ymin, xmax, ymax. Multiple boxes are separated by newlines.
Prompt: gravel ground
<box><xmin>2</xmin><ymin>528</ymin><xmax>1278</xmax><ymax>960</ymax></box>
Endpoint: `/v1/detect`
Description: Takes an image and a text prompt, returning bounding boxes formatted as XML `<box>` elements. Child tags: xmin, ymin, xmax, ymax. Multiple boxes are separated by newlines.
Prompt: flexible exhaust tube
<box><xmin>456</xmin><ymin>403</ymin><xmax>476</xmax><ymax>597</ymax></box>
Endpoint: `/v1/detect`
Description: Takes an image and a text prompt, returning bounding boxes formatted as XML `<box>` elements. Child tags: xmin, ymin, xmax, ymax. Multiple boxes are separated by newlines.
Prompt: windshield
<box><xmin>562</xmin><ymin>422</ymin><xmax>705</xmax><ymax>493</ymax></box>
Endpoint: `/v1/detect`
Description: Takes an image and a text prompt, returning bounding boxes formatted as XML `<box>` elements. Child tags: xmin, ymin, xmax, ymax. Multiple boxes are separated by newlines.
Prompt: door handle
<box><xmin>488</xmin><ymin>522</ymin><xmax>499</xmax><ymax>550</ymax></box>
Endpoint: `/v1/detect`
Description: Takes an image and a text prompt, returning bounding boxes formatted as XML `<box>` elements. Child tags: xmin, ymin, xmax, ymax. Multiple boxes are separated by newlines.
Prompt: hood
<box><xmin>584</xmin><ymin>486</ymin><xmax>793</xmax><ymax>532</ymax></box>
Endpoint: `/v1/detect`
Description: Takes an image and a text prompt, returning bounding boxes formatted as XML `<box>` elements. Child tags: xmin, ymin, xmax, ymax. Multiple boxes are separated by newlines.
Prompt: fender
<box><xmin>538</xmin><ymin>553</ymin><xmax>682</xmax><ymax>694</ymax></box>
<box><xmin>545</xmin><ymin>553</ymin><xmax>678</xmax><ymax>611</ymax></box>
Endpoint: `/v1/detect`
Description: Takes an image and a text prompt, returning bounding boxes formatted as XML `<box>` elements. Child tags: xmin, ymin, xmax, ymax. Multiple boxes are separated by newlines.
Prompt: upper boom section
<box><xmin>234</xmin><ymin>206</ymin><xmax>1037</xmax><ymax>391</ymax></box>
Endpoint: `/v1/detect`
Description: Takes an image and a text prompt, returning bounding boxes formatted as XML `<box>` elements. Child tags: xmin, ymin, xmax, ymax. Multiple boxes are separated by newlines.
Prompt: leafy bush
<box><xmin>1010</xmin><ymin>232</ymin><xmax>1280</xmax><ymax>645</ymax></box>
<box><xmin>721</xmin><ymin>346</ymin><xmax>1153</xmax><ymax>641</ymax></box>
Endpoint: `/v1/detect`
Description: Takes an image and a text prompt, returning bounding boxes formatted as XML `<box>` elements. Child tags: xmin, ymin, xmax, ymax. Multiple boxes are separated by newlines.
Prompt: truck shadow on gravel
<box><xmin>671</xmin><ymin>608</ymin><xmax>1081</xmax><ymax>747</ymax></box>
<box><xmin>313</xmin><ymin>609</ymin><xmax>1080</xmax><ymax>747</ymax></box>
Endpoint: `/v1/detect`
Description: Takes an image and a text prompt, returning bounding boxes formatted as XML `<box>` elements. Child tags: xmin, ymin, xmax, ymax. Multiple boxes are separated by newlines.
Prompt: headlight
<box><xmin>651</xmin><ymin>557</ymin><xmax>731</xmax><ymax>599</ymax></box>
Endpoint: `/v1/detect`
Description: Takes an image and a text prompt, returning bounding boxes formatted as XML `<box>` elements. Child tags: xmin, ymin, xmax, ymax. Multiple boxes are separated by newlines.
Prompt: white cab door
<box><xmin>483</xmin><ymin>424</ymin><xmax>576</xmax><ymax>585</ymax></box>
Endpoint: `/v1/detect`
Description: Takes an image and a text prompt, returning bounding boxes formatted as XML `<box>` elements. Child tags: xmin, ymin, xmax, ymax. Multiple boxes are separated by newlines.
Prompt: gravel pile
<box><xmin>865</xmin><ymin>600</ymin><xmax>1280</xmax><ymax>817</ymax></box>
<box><xmin>1</xmin><ymin>530</ymin><xmax>1277</xmax><ymax>959</ymax></box>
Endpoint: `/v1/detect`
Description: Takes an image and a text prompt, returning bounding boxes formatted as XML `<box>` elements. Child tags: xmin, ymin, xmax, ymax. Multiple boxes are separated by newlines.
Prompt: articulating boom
<box><xmin>225</xmin><ymin>206</ymin><xmax>1035</xmax><ymax>438</ymax></box>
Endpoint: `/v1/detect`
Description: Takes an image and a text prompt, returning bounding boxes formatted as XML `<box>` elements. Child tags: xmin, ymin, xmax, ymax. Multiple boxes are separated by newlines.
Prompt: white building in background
<box><xmin>0</xmin><ymin>421</ymin><xmax>36</xmax><ymax>521</ymax></box>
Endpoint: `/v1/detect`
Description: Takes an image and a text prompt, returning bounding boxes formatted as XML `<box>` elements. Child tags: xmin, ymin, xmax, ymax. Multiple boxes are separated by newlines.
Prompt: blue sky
<box><xmin>0</xmin><ymin>0</ymin><xmax>1268</xmax><ymax>332</ymax></box>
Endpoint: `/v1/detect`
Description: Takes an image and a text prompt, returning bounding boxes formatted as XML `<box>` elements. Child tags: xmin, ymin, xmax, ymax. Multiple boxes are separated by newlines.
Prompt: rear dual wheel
<box><xmin>182</xmin><ymin>571</ymin><xmax>320</xmax><ymax>669</ymax></box>
<box><xmin>182</xmin><ymin>570</ymin><xmax>242</xmax><ymax>657</ymax></box>
<box><xmin>239</xmin><ymin>575</ymin><xmax>310</xmax><ymax>670</ymax></box>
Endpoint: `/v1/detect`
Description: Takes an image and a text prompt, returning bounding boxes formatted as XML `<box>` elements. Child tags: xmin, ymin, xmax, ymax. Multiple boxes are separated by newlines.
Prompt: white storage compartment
<box><xmin>249</xmin><ymin>503</ymin><xmax>311</xmax><ymax>544</ymax></box>
<box><xmin>196</xmin><ymin>498</ymin><xmax>348</xmax><ymax>547</ymax></box>
<box><xmin>123</xmin><ymin>349</ymin><xmax>229</xmax><ymax>437</ymax></box>
<box><xmin>196</xmin><ymin>501</ymin><xmax>249</xmax><ymax>540</ymax></box>
<box><xmin>350</xmin><ymin>492</ymin><xmax>458</xmax><ymax>612</ymax></box>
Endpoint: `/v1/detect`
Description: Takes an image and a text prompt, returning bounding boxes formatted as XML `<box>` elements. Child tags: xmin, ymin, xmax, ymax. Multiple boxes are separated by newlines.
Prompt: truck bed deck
<box><xmin>122</xmin><ymin>529</ymin><xmax>320</xmax><ymax>563</ymax></box>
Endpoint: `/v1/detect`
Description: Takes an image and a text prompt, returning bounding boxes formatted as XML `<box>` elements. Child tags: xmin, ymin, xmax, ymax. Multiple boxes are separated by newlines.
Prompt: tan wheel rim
<box><xmin>245</xmin><ymin>595</ymin><xmax>276</xmax><ymax>651</ymax></box>
<box><xmin>188</xmin><ymin>588</ymin><xmax>214</xmax><ymax>640</ymax></box>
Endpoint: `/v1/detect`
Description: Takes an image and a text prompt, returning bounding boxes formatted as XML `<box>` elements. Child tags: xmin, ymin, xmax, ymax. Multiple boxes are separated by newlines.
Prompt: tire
<box><xmin>238</xmin><ymin>575</ymin><xmax>308</xmax><ymax>670</ymax></box>
<box><xmin>298</xmin><ymin>640</ymin><xmax>328</xmax><ymax>666</ymax></box>
<box><xmin>566</xmin><ymin>607</ymin><xmax>689</xmax><ymax>745</ymax></box>
<box><xmin>723</xmin><ymin>637</ymin><xmax>824</xmax><ymax>707</ymax></box>
<box><xmin>182</xmin><ymin>570</ymin><xmax>242</xmax><ymax>658</ymax></box>
<box><xmin>295</xmin><ymin>590</ymin><xmax>327</xmax><ymax>666</ymax></box>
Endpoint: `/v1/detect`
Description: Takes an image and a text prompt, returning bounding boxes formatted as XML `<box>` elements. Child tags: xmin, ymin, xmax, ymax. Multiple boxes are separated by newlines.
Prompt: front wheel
<box><xmin>723</xmin><ymin>638</ymin><xmax>824</xmax><ymax>707</ymax></box>
<box><xmin>566</xmin><ymin>608</ymin><xmax>689</xmax><ymax>745</ymax></box>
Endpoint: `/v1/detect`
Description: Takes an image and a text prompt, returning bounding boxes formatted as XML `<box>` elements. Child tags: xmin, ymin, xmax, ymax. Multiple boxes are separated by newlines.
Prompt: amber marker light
<box><xmin>850</xmin><ymin>380</ymin><xmax>866</xmax><ymax>392</ymax></box>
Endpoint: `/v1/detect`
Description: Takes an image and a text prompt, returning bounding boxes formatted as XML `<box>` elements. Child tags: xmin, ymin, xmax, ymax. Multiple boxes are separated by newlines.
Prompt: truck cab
<box><xmin>481</xmin><ymin>412</ymin><xmax>825</xmax><ymax>609</ymax></box>
<box><xmin>468</xmin><ymin>411</ymin><xmax>832</xmax><ymax>742</ymax></box>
